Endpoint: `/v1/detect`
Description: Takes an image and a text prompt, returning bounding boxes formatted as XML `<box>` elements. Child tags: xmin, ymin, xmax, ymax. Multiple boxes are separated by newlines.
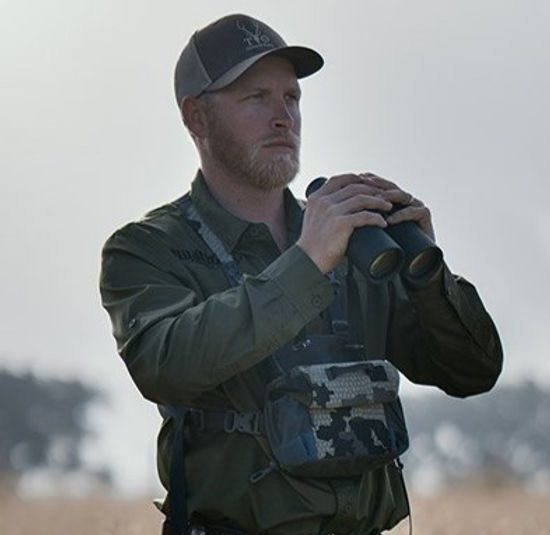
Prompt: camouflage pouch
<box><xmin>263</xmin><ymin>360</ymin><xmax>409</xmax><ymax>478</ymax></box>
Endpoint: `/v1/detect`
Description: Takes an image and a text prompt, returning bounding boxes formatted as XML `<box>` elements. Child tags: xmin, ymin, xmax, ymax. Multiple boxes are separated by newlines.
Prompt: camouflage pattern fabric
<box><xmin>264</xmin><ymin>360</ymin><xmax>409</xmax><ymax>477</ymax></box>
<box><xmin>301</xmin><ymin>361</ymin><xmax>400</xmax><ymax>408</ymax></box>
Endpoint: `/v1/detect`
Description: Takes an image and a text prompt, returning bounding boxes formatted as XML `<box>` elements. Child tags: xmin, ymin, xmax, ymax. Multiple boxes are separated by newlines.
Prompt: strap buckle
<box><xmin>331</xmin><ymin>319</ymin><xmax>349</xmax><ymax>335</ymax></box>
<box><xmin>187</xmin><ymin>408</ymin><xmax>205</xmax><ymax>431</ymax></box>
<box><xmin>223</xmin><ymin>410</ymin><xmax>262</xmax><ymax>435</ymax></box>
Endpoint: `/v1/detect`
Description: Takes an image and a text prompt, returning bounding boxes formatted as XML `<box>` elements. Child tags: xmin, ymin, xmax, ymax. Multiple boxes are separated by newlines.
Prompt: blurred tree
<box><xmin>402</xmin><ymin>381</ymin><xmax>550</xmax><ymax>489</ymax></box>
<box><xmin>0</xmin><ymin>369</ymin><xmax>101</xmax><ymax>478</ymax></box>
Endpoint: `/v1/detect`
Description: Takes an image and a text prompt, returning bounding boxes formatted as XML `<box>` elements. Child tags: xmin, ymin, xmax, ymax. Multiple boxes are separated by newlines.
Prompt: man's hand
<box><xmin>364</xmin><ymin>174</ymin><xmax>436</xmax><ymax>242</ymax></box>
<box><xmin>296</xmin><ymin>174</ymin><xmax>392</xmax><ymax>273</ymax></box>
<box><xmin>296</xmin><ymin>173</ymin><xmax>435</xmax><ymax>274</ymax></box>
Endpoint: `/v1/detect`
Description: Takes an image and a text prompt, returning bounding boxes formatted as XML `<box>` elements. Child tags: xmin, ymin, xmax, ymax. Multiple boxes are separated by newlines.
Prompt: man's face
<box><xmin>202</xmin><ymin>56</ymin><xmax>301</xmax><ymax>191</ymax></box>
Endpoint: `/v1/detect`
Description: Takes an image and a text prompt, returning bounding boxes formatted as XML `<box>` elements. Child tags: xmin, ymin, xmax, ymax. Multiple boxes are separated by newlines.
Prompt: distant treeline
<box><xmin>402</xmin><ymin>381</ymin><xmax>550</xmax><ymax>490</ymax></box>
<box><xmin>0</xmin><ymin>368</ymin><xmax>110</xmax><ymax>486</ymax></box>
<box><xmin>1</xmin><ymin>367</ymin><xmax>548</xmax><ymax>492</ymax></box>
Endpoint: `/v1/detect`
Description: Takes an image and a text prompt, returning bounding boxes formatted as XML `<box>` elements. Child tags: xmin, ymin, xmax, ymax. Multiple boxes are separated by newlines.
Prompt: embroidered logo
<box><xmin>236</xmin><ymin>20</ymin><xmax>275</xmax><ymax>51</ymax></box>
<box><xmin>171</xmin><ymin>248</ymin><xmax>220</xmax><ymax>268</ymax></box>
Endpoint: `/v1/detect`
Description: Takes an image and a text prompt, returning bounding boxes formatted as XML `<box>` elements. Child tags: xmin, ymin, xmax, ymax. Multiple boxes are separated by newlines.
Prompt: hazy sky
<box><xmin>2</xmin><ymin>0</ymin><xmax>549</xmax><ymax>494</ymax></box>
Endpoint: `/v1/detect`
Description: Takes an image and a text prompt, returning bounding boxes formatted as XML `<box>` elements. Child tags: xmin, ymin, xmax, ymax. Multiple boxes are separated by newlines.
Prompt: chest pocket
<box><xmin>264</xmin><ymin>356</ymin><xmax>409</xmax><ymax>478</ymax></box>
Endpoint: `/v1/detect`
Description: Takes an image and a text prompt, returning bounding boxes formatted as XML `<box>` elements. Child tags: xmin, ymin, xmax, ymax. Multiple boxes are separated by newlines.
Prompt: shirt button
<box><xmin>344</xmin><ymin>503</ymin><xmax>353</xmax><ymax>513</ymax></box>
<box><xmin>311</xmin><ymin>294</ymin><xmax>322</xmax><ymax>308</ymax></box>
<box><xmin>249</xmin><ymin>226</ymin><xmax>260</xmax><ymax>237</ymax></box>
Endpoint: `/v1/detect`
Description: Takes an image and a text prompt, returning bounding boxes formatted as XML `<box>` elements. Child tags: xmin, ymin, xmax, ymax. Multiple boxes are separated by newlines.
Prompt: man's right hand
<box><xmin>296</xmin><ymin>173</ymin><xmax>393</xmax><ymax>274</ymax></box>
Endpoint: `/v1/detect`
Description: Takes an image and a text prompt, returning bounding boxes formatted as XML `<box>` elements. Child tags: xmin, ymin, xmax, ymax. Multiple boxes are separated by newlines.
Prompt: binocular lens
<box><xmin>406</xmin><ymin>248</ymin><xmax>443</xmax><ymax>280</ymax></box>
<box><xmin>386</xmin><ymin>220</ymin><xmax>443</xmax><ymax>281</ymax></box>
<box><xmin>369</xmin><ymin>249</ymin><xmax>404</xmax><ymax>280</ymax></box>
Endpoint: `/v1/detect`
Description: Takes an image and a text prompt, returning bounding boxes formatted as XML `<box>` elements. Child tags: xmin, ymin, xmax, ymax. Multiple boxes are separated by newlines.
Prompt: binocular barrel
<box><xmin>305</xmin><ymin>177</ymin><xmax>443</xmax><ymax>283</ymax></box>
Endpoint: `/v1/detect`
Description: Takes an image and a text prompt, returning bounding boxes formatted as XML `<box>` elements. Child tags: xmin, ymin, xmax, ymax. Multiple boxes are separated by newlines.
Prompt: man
<box><xmin>100</xmin><ymin>13</ymin><xmax>502</xmax><ymax>535</ymax></box>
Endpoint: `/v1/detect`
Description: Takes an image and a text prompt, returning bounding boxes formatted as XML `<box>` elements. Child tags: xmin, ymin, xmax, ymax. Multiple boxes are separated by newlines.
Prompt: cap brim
<box><xmin>207</xmin><ymin>45</ymin><xmax>323</xmax><ymax>92</ymax></box>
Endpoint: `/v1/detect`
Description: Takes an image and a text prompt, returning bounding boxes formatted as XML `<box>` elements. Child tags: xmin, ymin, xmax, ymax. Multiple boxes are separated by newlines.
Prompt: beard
<box><xmin>205</xmin><ymin>109</ymin><xmax>300</xmax><ymax>191</ymax></box>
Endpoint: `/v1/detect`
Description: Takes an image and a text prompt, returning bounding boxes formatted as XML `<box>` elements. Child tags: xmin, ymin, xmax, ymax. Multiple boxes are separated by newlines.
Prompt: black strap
<box><xmin>395</xmin><ymin>458</ymin><xmax>413</xmax><ymax>535</ymax></box>
<box><xmin>162</xmin><ymin>194</ymin><xmax>389</xmax><ymax>534</ymax></box>
<box><xmin>327</xmin><ymin>270</ymin><xmax>348</xmax><ymax>336</ymax></box>
<box><xmin>346</xmin><ymin>264</ymin><xmax>366</xmax><ymax>351</ymax></box>
<box><xmin>160</xmin><ymin>196</ymin><xmax>267</xmax><ymax>534</ymax></box>
<box><xmin>163</xmin><ymin>405</ymin><xmax>189</xmax><ymax>535</ymax></box>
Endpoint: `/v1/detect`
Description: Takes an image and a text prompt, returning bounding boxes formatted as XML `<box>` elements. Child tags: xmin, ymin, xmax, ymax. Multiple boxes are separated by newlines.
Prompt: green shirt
<box><xmin>100</xmin><ymin>172</ymin><xmax>502</xmax><ymax>534</ymax></box>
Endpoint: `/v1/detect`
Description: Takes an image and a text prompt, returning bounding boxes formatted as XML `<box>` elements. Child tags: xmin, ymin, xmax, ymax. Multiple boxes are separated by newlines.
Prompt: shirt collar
<box><xmin>190</xmin><ymin>170</ymin><xmax>305</xmax><ymax>252</ymax></box>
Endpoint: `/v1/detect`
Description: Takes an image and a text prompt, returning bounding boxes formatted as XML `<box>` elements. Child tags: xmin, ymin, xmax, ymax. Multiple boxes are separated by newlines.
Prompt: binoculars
<box><xmin>306</xmin><ymin>177</ymin><xmax>443</xmax><ymax>284</ymax></box>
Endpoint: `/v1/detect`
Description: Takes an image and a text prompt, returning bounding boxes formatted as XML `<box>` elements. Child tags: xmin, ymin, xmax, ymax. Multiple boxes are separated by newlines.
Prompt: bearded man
<box><xmin>100</xmin><ymin>13</ymin><xmax>502</xmax><ymax>535</ymax></box>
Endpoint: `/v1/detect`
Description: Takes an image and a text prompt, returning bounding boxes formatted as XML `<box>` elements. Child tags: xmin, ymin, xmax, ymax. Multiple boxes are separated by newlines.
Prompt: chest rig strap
<box><xmin>188</xmin><ymin>195</ymin><xmax>362</xmax><ymax>341</ymax></box>
<box><xmin>177</xmin><ymin>194</ymin><xmax>243</xmax><ymax>286</ymax></box>
<box><xmin>161</xmin><ymin>194</ymin><xmax>368</xmax><ymax>535</ymax></box>
<box><xmin>177</xmin><ymin>193</ymin><xmax>356</xmax><ymax>337</ymax></box>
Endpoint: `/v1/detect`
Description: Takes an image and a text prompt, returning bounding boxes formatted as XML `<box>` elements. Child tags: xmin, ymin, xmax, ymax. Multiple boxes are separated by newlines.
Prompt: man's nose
<box><xmin>271</xmin><ymin>99</ymin><xmax>296</xmax><ymax>130</ymax></box>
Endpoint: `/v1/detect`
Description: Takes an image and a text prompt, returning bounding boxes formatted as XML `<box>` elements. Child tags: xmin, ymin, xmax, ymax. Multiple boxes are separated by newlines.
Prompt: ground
<box><xmin>0</xmin><ymin>486</ymin><xmax>549</xmax><ymax>534</ymax></box>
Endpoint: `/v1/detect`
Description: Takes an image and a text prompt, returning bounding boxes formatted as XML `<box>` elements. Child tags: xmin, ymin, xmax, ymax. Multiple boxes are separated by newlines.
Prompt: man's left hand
<box><xmin>360</xmin><ymin>173</ymin><xmax>436</xmax><ymax>241</ymax></box>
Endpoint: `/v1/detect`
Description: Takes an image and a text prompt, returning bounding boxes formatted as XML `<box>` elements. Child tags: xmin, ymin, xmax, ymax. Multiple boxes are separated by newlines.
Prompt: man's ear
<box><xmin>181</xmin><ymin>96</ymin><xmax>209</xmax><ymax>138</ymax></box>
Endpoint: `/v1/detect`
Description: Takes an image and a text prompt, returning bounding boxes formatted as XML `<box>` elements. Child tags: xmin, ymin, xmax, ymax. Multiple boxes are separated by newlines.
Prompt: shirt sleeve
<box><xmin>99</xmin><ymin>224</ymin><xmax>333</xmax><ymax>405</ymax></box>
<box><xmin>386</xmin><ymin>265</ymin><xmax>503</xmax><ymax>397</ymax></box>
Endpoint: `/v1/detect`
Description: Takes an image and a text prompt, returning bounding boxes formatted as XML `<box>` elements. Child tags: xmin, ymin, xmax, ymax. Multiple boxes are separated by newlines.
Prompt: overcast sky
<box><xmin>2</xmin><ymin>0</ymin><xmax>549</xmax><ymax>494</ymax></box>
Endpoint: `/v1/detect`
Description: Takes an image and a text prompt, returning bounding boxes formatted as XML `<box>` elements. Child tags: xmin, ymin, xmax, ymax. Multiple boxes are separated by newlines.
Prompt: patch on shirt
<box><xmin>170</xmin><ymin>248</ymin><xmax>220</xmax><ymax>268</ymax></box>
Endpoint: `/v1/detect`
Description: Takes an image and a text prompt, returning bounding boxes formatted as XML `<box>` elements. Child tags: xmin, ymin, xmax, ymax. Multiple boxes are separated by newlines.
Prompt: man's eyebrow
<box><xmin>235</xmin><ymin>83</ymin><xmax>301</xmax><ymax>98</ymax></box>
<box><xmin>242</xmin><ymin>81</ymin><xmax>301</xmax><ymax>91</ymax></box>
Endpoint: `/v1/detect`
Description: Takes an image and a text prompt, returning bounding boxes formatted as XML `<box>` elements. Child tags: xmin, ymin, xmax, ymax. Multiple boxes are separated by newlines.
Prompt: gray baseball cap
<box><xmin>174</xmin><ymin>14</ymin><xmax>324</xmax><ymax>107</ymax></box>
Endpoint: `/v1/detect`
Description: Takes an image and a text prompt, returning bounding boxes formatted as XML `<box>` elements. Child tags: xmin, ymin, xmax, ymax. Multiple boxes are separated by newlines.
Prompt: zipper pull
<box><xmin>249</xmin><ymin>461</ymin><xmax>277</xmax><ymax>484</ymax></box>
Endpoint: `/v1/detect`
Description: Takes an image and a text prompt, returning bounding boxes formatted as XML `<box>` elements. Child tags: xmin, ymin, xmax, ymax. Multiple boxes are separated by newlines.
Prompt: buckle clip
<box><xmin>188</xmin><ymin>409</ymin><xmax>205</xmax><ymax>431</ymax></box>
<box><xmin>332</xmin><ymin>320</ymin><xmax>348</xmax><ymax>335</ymax></box>
<box><xmin>224</xmin><ymin>410</ymin><xmax>261</xmax><ymax>435</ymax></box>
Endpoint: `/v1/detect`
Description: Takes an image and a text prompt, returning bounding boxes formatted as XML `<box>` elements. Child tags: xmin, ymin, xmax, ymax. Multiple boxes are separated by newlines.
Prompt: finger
<box><xmin>305</xmin><ymin>190</ymin><xmax>392</xmax><ymax>232</ymax></box>
<box><xmin>385</xmin><ymin>205</ymin><xmax>435</xmax><ymax>240</ymax></box>
<box><xmin>335</xmin><ymin>193</ymin><xmax>394</xmax><ymax>215</ymax></box>
<box><xmin>379</xmin><ymin>189</ymin><xmax>419</xmax><ymax>207</ymax></box>
<box><xmin>386</xmin><ymin>205</ymin><xmax>429</xmax><ymax>224</ymax></box>
<box><xmin>317</xmin><ymin>174</ymin><xmax>365</xmax><ymax>195</ymax></box>
<box><xmin>327</xmin><ymin>182</ymin><xmax>391</xmax><ymax>207</ymax></box>
<box><xmin>320</xmin><ymin>173</ymin><xmax>392</xmax><ymax>197</ymax></box>
<box><xmin>346</xmin><ymin>209</ymin><xmax>388</xmax><ymax>229</ymax></box>
<box><xmin>359</xmin><ymin>173</ymin><xmax>399</xmax><ymax>190</ymax></box>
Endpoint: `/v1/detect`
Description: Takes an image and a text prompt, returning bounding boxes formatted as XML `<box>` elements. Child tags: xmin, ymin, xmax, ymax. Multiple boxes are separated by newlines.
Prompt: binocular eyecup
<box><xmin>305</xmin><ymin>177</ymin><xmax>443</xmax><ymax>284</ymax></box>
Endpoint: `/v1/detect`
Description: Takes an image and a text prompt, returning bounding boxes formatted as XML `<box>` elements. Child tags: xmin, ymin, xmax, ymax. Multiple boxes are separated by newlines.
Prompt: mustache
<box><xmin>261</xmin><ymin>133</ymin><xmax>301</xmax><ymax>150</ymax></box>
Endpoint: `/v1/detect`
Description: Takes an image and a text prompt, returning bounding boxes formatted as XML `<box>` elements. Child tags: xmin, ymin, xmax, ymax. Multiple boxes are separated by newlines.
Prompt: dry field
<box><xmin>0</xmin><ymin>487</ymin><xmax>549</xmax><ymax>534</ymax></box>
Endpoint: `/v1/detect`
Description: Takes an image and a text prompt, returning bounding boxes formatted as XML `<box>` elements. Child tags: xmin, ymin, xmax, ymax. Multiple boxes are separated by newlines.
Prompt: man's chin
<box><xmin>245</xmin><ymin>154</ymin><xmax>299</xmax><ymax>191</ymax></box>
<box><xmin>259</xmin><ymin>163</ymin><xmax>299</xmax><ymax>190</ymax></box>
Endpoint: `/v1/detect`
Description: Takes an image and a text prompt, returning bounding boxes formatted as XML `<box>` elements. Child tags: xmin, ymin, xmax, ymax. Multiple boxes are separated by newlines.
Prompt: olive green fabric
<box><xmin>100</xmin><ymin>171</ymin><xmax>502</xmax><ymax>534</ymax></box>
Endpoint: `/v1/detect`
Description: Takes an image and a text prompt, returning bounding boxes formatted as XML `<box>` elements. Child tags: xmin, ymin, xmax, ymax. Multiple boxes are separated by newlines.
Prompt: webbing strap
<box><xmin>395</xmin><ymin>458</ymin><xmax>413</xmax><ymax>535</ymax></box>
<box><xmin>327</xmin><ymin>270</ymin><xmax>348</xmax><ymax>336</ymax></box>
<box><xmin>161</xmin><ymin>194</ymin><xmax>381</xmax><ymax>534</ymax></box>
<box><xmin>162</xmin><ymin>405</ymin><xmax>189</xmax><ymax>535</ymax></box>
<box><xmin>177</xmin><ymin>193</ymin><xmax>347</xmax><ymax>336</ymax></box>
<box><xmin>177</xmin><ymin>195</ymin><xmax>242</xmax><ymax>286</ymax></box>
<box><xmin>346</xmin><ymin>264</ymin><xmax>366</xmax><ymax>351</ymax></box>
<box><xmin>160</xmin><ymin>195</ymin><xmax>247</xmax><ymax>535</ymax></box>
